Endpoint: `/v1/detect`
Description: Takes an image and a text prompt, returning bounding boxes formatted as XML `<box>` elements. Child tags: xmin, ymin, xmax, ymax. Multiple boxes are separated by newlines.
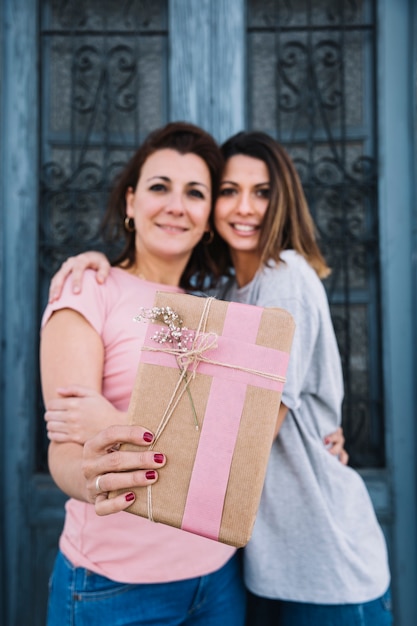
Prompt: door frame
<box><xmin>376</xmin><ymin>0</ymin><xmax>417</xmax><ymax>623</ymax></box>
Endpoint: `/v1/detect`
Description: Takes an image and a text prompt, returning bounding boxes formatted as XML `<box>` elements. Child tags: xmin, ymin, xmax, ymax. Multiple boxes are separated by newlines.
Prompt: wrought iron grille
<box><xmin>248</xmin><ymin>0</ymin><xmax>381</xmax><ymax>467</ymax></box>
<box><xmin>37</xmin><ymin>0</ymin><xmax>168</xmax><ymax>471</ymax></box>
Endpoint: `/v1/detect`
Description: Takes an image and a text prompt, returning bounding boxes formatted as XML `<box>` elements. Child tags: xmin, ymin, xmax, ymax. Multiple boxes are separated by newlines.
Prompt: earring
<box><xmin>202</xmin><ymin>229</ymin><xmax>214</xmax><ymax>245</ymax></box>
<box><xmin>124</xmin><ymin>216</ymin><xmax>135</xmax><ymax>232</ymax></box>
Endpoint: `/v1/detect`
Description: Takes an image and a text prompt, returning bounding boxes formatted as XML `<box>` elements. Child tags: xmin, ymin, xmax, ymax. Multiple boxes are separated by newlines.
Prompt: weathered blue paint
<box><xmin>1</xmin><ymin>1</ymin><xmax>40</xmax><ymax>624</ymax></box>
<box><xmin>0</xmin><ymin>0</ymin><xmax>5</xmax><ymax>622</ymax></box>
<box><xmin>377</xmin><ymin>0</ymin><xmax>417</xmax><ymax>623</ymax></box>
<box><xmin>169</xmin><ymin>0</ymin><xmax>245</xmax><ymax>142</ymax></box>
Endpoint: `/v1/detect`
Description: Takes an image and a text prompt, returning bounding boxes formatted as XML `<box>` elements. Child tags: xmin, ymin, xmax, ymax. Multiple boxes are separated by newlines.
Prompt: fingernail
<box><xmin>125</xmin><ymin>492</ymin><xmax>135</xmax><ymax>502</ymax></box>
<box><xmin>143</xmin><ymin>432</ymin><xmax>154</xmax><ymax>443</ymax></box>
<box><xmin>153</xmin><ymin>454</ymin><xmax>164</xmax><ymax>464</ymax></box>
<box><xmin>146</xmin><ymin>470</ymin><xmax>156</xmax><ymax>480</ymax></box>
<box><xmin>324</xmin><ymin>438</ymin><xmax>330</xmax><ymax>445</ymax></box>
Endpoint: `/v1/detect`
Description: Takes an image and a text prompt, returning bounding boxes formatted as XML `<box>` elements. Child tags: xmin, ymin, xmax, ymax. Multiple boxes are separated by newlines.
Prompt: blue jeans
<box><xmin>47</xmin><ymin>550</ymin><xmax>246</xmax><ymax>626</ymax></box>
<box><xmin>245</xmin><ymin>589</ymin><xmax>393</xmax><ymax>626</ymax></box>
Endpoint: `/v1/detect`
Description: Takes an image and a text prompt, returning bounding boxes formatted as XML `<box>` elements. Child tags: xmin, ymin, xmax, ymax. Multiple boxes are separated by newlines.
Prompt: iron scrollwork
<box><xmin>38</xmin><ymin>0</ymin><xmax>168</xmax><ymax>470</ymax></box>
<box><xmin>248</xmin><ymin>0</ymin><xmax>380</xmax><ymax>467</ymax></box>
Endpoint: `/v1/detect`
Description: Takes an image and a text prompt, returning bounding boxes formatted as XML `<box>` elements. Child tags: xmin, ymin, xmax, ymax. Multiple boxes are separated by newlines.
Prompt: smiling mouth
<box><xmin>231</xmin><ymin>223</ymin><xmax>260</xmax><ymax>233</ymax></box>
<box><xmin>157</xmin><ymin>224</ymin><xmax>188</xmax><ymax>233</ymax></box>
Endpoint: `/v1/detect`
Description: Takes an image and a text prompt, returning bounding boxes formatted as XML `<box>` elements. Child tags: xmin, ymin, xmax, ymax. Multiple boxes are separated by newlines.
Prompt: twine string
<box><xmin>145</xmin><ymin>297</ymin><xmax>214</xmax><ymax>522</ymax></box>
<box><xmin>143</xmin><ymin>297</ymin><xmax>286</xmax><ymax>522</ymax></box>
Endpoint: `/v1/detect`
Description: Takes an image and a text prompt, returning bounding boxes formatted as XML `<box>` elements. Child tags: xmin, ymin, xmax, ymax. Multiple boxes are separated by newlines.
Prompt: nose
<box><xmin>165</xmin><ymin>191</ymin><xmax>185</xmax><ymax>215</ymax></box>
<box><xmin>236</xmin><ymin>192</ymin><xmax>254</xmax><ymax>215</ymax></box>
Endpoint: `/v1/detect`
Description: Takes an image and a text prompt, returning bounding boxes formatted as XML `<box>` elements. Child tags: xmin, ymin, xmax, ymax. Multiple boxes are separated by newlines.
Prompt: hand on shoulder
<box><xmin>49</xmin><ymin>251</ymin><xmax>111</xmax><ymax>302</ymax></box>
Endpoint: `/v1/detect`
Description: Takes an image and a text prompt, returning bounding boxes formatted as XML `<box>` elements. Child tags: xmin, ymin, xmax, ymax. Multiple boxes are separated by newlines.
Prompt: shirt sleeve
<box><xmin>40</xmin><ymin>270</ymin><xmax>107</xmax><ymax>336</ymax></box>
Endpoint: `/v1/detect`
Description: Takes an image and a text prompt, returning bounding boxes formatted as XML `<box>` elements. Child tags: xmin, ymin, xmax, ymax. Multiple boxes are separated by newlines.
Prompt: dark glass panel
<box><xmin>248</xmin><ymin>0</ymin><xmax>381</xmax><ymax>467</ymax></box>
<box><xmin>37</xmin><ymin>0</ymin><xmax>168</xmax><ymax>471</ymax></box>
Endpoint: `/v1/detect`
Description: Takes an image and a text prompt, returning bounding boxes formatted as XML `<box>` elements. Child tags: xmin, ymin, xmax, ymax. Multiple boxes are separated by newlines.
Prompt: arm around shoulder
<box><xmin>48</xmin><ymin>251</ymin><xmax>111</xmax><ymax>302</ymax></box>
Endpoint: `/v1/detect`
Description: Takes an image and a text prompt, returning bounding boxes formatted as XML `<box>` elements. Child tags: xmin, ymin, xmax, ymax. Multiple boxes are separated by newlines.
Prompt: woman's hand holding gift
<box><xmin>82</xmin><ymin>424</ymin><xmax>166</xmax><ymax>515</ymax></box>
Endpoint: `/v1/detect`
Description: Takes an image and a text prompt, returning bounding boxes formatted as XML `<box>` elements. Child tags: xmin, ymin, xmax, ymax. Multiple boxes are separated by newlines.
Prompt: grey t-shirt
<box><xmin>222</xmin><ymin>250</ymin><xmax>390</xmax><ymax>604</ymax></box>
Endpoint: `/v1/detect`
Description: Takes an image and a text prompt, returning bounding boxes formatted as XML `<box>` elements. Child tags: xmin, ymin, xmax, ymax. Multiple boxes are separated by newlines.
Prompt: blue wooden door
<box><xmin>1</xmin><ymin>1</ymin><xmax>416</xmax><ymax>624</ymax></box>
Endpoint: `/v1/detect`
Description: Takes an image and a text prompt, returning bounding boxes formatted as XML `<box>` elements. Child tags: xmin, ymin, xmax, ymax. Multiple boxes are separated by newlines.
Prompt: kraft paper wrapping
<box><xmin>111</xmin><ymin>292</ymin><xmax>295</xmax><ymax>548</ymax></box>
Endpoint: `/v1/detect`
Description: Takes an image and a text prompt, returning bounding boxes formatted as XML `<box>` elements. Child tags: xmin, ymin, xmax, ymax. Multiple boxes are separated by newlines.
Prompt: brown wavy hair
<box><xmin>212</xmin><ymin>131</ymin><xmax>330</xmax><ymax>279</ymax></box>
<box><xmin>101</xmin><ymin>121</ymin><xmax>224</xmax><ymax>290</ymax></box>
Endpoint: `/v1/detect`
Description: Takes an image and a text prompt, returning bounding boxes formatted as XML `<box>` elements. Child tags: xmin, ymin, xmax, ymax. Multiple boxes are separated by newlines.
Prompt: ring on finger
<box><xmin>95</xmin><ymin>475</ymin><xmax>103</xmax><ymax>493</ymax></box>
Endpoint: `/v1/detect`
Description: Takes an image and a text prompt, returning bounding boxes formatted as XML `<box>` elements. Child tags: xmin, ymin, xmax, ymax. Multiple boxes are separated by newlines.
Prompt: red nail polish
<box><xmin>143</xmin><ymin>432</ymin><xmax>154</xmax><ymax>443</ymax></box>
<box><xmin>146</xmin><ymin>470</ymin><xmax>156</xmax><ymax>480</ymax></box>
<box><xmin>125</xmin><ymin>492</ymin><xmax>135</xmax><ymax>502</ymax></box>
<box><xmin>153</xmin><ymin>454</ymin><xmax>164</xmax><ymax>464</ymax></box>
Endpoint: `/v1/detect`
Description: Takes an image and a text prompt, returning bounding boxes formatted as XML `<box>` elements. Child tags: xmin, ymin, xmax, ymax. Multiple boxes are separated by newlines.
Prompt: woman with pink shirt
<box><xmin>40</xmin><ymin>122</ymin><xmax>245</xmax><ymax>626</ymax></box>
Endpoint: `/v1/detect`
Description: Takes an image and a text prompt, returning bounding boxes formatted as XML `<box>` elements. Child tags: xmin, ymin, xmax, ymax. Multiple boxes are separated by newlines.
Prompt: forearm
<box><xmin>48</xmin><ymin>441</ymin><xmax>89</xmax><ymax>500</ymax></box>
<box><xmin>41</xmin><ymin>309</ymin><xmax>104</xmax><ymax>499</ymax></box>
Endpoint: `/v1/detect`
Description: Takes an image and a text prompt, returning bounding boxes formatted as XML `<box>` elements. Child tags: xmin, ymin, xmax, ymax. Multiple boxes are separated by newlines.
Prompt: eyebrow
<box><xmin>147</xmin><ymin>175</ymin><xmax>170</xmax><ymax>182</ymax></box>
<box><xmin>220</xmin><ymin>180</ymin><xmax>270</xmax><ymax>187</ymax></box>
<box><xmin>146</xmin><ymin>175</ymin><xmax>209</xmax><ymax>190</ymax></box>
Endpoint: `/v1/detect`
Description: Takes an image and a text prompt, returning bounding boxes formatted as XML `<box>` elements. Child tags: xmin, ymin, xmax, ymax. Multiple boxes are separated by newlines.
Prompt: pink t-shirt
<box><xmin>41</xmin><ymin>267</ymin><xmax>235</xmax><ymax>583</ymax></box>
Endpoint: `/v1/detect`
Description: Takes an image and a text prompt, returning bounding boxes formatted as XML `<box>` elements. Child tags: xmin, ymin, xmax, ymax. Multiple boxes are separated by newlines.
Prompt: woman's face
<box><xmin>126</xmin><ymin>148</ymin><xmax>212</xmax><ymax>266</ymax></box>
<box><xmin>214</xmin><ymin>154</ymin><xmax>270</xmax><ymax>260</ymax></box>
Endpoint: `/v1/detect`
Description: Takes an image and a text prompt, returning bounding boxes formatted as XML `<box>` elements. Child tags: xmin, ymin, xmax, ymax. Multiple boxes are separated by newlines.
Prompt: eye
<box><xmin>218</xmin><ymin>187</ymin><xmax>237</xmax><ymax>197</ymax></box>
<box><xmin>256</xmin><ymin>187</ymin><xmax>270</xmax><ymax>199</ymax></box>
<box><xmin>149</xmin><ymin>183</ymin><xmax>167</xmax><ymax>192</ymax></box>
<box><xmin>188</xmin><ymin>188</ymin><xmax>205</xmax><ymax>199</ymax></box>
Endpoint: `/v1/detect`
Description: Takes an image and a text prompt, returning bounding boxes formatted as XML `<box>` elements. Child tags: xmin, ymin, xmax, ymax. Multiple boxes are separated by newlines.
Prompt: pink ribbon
<box><xmin>141</xmin><ymin>302</ymin><xmax>288</xmax><ymax>540</ymax></box>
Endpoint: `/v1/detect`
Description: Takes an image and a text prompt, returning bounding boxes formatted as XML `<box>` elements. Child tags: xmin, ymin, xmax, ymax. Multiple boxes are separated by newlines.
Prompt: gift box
<box><xmin>112</xmin><ymin>292</ymin><xmax>295</xmax><ymax>547</ymax></box>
